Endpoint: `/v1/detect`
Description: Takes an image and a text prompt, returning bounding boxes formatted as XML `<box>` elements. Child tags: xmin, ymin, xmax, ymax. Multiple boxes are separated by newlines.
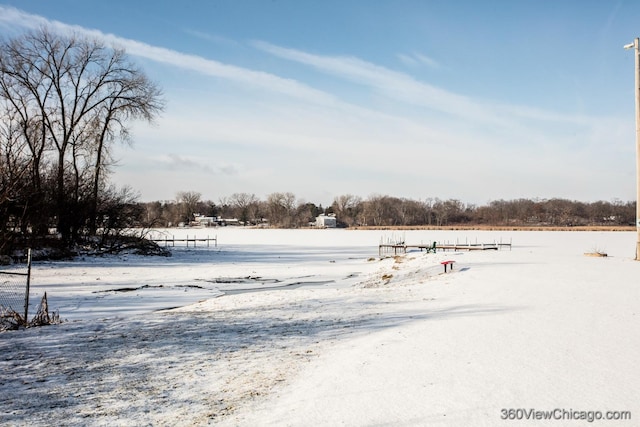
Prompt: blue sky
<box><xmin>0</xmin><ymin>1</ymin><xmax>639</xmax><ymax>206</ymax></box>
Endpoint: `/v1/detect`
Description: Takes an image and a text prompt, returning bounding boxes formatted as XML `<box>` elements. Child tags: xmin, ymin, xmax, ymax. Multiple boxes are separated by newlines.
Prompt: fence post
<box><xmin>23</xmin><ymin>249</ymin><xmax>32</xmax><ymax>321</ymax></box>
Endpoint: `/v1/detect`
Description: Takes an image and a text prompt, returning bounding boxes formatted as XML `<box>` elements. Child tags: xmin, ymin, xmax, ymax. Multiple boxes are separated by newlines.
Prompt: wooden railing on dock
<box><xmin>150</xmin><ymin>235</ymin><xmax>218</xmax><ymax>248</ymax></box>
<box><xmin>378</xmin><ymin>239</ymin><xmax>511</xmax><ymax>256</ymax></box>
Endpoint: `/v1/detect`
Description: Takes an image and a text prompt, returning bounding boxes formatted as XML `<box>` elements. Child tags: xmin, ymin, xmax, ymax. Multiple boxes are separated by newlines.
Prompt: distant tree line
<box><xmin>139</xmin><ymin>192</ymin><xmax>636</xmax><ymax>230</ymax></box>
<box><xmin>0</xmin><ymin>28</ymin><xmax>163</xmax><ymax>256</ymax></box>
<box><xmin>146</xmin><ymin>191</ymin><xmax>323</xmax><ymax>229</ymax></box>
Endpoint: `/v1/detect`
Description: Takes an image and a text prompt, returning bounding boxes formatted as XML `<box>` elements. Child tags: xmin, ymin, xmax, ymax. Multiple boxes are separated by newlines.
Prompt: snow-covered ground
<box><xmin>1</xmin><ymin>228</ymin><xmax>638</xmax><ymax>426</ymax></box>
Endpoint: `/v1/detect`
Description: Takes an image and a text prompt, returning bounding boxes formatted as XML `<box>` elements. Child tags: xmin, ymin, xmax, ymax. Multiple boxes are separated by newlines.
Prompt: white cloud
<box><xmin>154</xmin><ymin>154</ymin><xmax>239</xmax><ymax>176</ymax></box>
<box><xmin>0</xmin><ymin>5</ymin><xmax>48</xmax><ymax>31</ymax></box>
<box><xmin>0</xmin><ymin>6</ymin><xmax>336</xmax><ymax>105</ymax></box>
<box><xmin>252</xmin><ymin>40</ymin><xmax>609</xmax><ymax>129</ymax></box>
<box><xmin>397</xmin><ymin>52</ymin><xmax>441</xmax><ymax>69</ymax></box>
<box><xmin>183</xmin><ymin>29</ymin><xmax>240</xmax><ymax>48</ymax></box>
<box><xmin>251</xmin><ymin>41</ymin><xmax>547</xmax><ymax>135</ymax></box>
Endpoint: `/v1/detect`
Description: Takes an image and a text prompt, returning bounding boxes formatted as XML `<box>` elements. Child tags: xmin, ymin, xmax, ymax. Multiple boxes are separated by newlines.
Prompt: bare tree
<box><xmin>396</xmin><ymin>198</ymin><xmax>427</xmax><ymax>226</ymax></box>
<box><xmin>229</xmin><ymin>192</ymin><xmax>259</xmax><ymax>225</ymax></box>
<box><xmin>361</xmin><ymin>194</ymin><xmax>403</xmax><ymax>226</ymax></box>
<box><xmin>176</xmin><ymin>191</ymin><xmax>202</xmax><ymax>224</ymax></box>
<box><xmin>331</xmin><ymin>194</ymin><xmax>362</xmax><ymax>227</ymax></box>
<box><xmin>0</xmin><ymin>112</ymin><xmax>31</xmax><ymax>253</ymax></box>
<box><xmin>266</xmin><ymin>192</ymin><xmax>297</xmax><ymax>227</ymax></box>
<box><xmin>295</xmin><ymin>201</ymin><xmax>322</xmax><ymax>227</ymax></box>
<box><xmin>0</xmin><ymin>27</ymin><xmax>163</xmax><ymax>245</ymax></box>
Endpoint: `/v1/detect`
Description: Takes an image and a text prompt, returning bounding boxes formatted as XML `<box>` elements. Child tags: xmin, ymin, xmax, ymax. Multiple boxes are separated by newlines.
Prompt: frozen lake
<box><xmin>27</xmin><ymin>228</ymin><xmax>636</xmax><ymax>322</ymax></box>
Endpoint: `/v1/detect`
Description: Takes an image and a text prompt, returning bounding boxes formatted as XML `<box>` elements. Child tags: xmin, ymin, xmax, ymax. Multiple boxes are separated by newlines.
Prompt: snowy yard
<box><xmin>1</xmin><ymin>229</ymin><xmax>638</xmax><ymax>426</ymax></box>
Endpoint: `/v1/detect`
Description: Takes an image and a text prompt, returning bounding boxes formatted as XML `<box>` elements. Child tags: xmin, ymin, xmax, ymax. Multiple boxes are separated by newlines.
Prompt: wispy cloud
<box><xmin>0</xmin><ymin>5</ymin><xmax>594</xmax><ymax>132</ymax></box>
<box><xmin>252</xmin><ymin>40</ymin><xmax>599</xmax><ymax>130</ymax></box>
<box><xmin>156</xmin><ymin>154</ymin><xmax>238</xmax><ymax>175</ymax></box>
<box><xmin>397</xmin><ymin>52</ymin><xmax>441</xmax><ymax>69</ymax></box>
<box><xmin>0</xmin><ymin>6</ymin><xmax>336</xmax><ymax>105</ymax></box>
<box><xmin>0</xmin><ymin>5</ymin><xmax>48</xmax><ymax>31</ymax></box>
<box><xmin>252</xmin><ymin>40</ymin><xmax>522</xmax><ymax>127</ymax></box>
<box><xmin>183</xmin><ymin>29</ymin><xmax>240</xmax><ymax>47</ymax></box>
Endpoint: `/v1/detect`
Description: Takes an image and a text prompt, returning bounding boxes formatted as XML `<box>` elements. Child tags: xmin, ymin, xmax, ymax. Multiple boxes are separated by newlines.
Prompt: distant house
<box><xmin>193</xmin><ymin>214</ymin><xmax>243</xmax><ymax>226</ymax></box>
<box><xmin>219</xmin><ymin>218</ymin><xmax>241</xmax><ymax>226</ymax></box>
<box><xmin>192</xmin><ymin>214</ymin><xmax>216</xmax><ymax>226</ymax></box>
<box><xmin>315</xmin><ymin>214</ymin><xmax>337</xmax><ymax>228</ymax></box>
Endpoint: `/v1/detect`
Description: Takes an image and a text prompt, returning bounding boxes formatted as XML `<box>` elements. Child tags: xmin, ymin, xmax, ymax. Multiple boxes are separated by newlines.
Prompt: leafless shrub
<box><xmin>0</xmin><ymin>305</ymin><xmax>26</xmax><ymax>331</ymax></box>
<box><xmin>0</xmin><ymin>292</ymin><xmax>61</xmax><ymax>331</ymax></box>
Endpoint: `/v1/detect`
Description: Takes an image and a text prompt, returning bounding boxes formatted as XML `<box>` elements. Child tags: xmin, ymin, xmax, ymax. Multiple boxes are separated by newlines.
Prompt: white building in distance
<box><xmin>315</xmin><ymin>214</ymin><xmax>337</xmax><ymax>228</ymax></box>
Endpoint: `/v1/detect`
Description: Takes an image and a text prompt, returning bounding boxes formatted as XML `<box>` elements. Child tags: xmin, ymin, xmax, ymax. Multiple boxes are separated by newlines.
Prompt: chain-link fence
<box><xmin>0</xmin><ymin>249</ymin><xmax>32</xmax><ymax>320</ymax></box>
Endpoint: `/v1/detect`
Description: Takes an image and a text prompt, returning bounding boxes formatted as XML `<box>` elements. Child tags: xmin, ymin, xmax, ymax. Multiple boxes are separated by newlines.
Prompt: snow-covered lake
<box><xmin>1</xmin><ymin>228</ymin><xmax>638</xmax><ymax>426</ymax></box>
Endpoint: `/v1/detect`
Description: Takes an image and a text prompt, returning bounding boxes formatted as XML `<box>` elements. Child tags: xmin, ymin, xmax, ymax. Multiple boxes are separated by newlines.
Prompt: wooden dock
<box><xmin>150</xmin><ymin>235</ymin><xmax>218</xmax><ymax>248</ymax></box>
<box><xmin>378</xmin><ymin>240</ymin><xmax>511</xmax><ymax>256</ymax></box>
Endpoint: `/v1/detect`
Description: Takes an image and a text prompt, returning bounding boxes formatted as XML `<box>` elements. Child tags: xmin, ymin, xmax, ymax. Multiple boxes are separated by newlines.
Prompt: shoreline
<box><xmin>181</xmin><ymin>225</ymin><xmax>636</xmax><ymax>232</ymax></box>
<box><xmin>344</xmin><ymin>225</ymin><xmax>636</xmax><ymax>232</ymax></box>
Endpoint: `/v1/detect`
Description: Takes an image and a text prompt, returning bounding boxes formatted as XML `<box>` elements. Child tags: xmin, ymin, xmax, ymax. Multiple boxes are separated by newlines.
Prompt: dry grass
<box><xmin>584</xmin><ymin>252</ymin><xmax>608</xmax><ymax>257</ymax></box>
<box><xmin>0</xmin><ymin>293</ymin><xmax>60</xmax><ymax>331</ymax></box>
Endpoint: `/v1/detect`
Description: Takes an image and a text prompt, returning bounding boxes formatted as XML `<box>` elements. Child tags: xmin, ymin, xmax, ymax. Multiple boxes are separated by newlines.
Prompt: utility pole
<box><xmin>624</xmin><ymin>38</ymin><xmax>640</xmax><ymax>260</ymax></box>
